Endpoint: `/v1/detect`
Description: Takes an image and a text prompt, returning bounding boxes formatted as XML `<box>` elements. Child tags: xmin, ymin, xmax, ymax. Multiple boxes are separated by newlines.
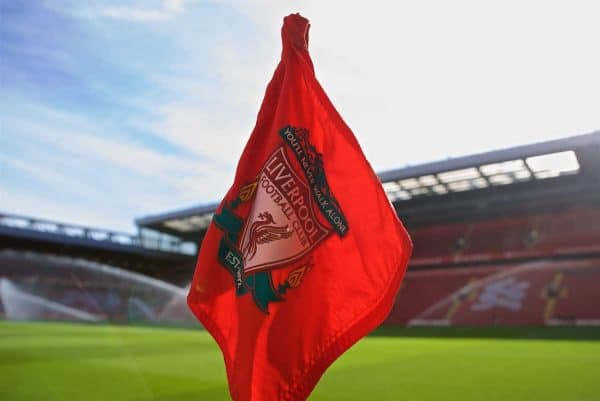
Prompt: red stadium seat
<box><xmin>409</xmin><ymin>208</ymin><xmax>600</xmax><ymax>267</ymax></box>
<box><xmin>386</xmin><ymin>258</ymin><xmax>600</xmax><ymax>326</ymax></box>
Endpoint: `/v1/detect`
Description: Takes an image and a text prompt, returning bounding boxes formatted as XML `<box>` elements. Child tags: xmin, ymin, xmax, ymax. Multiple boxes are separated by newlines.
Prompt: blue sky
<box><xmin>1</xmin><ymin>1</ymin><xmax>599</xmax><ymax>232</ymax></box>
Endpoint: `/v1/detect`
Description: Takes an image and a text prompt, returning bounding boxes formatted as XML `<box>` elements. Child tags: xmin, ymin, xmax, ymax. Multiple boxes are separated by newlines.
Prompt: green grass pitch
<box><xmin>1</xmin><ymin>322</ymin><xmax>599</xmax><ymax>401</ymax></box>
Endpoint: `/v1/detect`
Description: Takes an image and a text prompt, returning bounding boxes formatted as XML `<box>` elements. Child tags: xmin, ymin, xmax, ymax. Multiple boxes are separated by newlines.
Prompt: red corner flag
<box><xmin>187</xmin><ymin>13</ymin><xmax>412</xmax><ymax>401</ymax></box>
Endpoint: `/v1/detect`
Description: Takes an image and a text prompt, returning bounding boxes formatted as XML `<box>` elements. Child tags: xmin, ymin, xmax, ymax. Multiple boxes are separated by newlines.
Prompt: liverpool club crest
<box><xmin>212</xmin><ymin>125</ymin><xmax>348</xmax><ymax>312</ymax></box>
<box><xmin>240</xmin><ymin>147</ymin><xmax>330</xmax><ymax>274</ymax></box>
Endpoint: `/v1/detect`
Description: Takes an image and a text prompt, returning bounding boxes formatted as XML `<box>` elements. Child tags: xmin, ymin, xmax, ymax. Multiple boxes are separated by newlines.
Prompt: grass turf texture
<box><xmin>1</xmin><ymin>322</ymin><xmax>599</xmax><ymax>401</ymax></box>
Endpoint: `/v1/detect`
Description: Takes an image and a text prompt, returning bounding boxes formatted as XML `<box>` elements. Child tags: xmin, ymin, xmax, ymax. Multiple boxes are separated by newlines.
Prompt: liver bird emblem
<box><xmin>242</xmin><ymin>211</ymin><xmax>293</xmax><ymax>262</ymax></box>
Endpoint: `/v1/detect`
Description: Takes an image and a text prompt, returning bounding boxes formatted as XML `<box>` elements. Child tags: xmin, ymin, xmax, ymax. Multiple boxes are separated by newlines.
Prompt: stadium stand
<box><xmin>0</xmin><ymin>213</ymin><xmax>196</xmax><ymax>284</ymax></box>
<box><xmin>410</xmin><ymin>207</ymin><xmax>600</xmax><ymax>266</ymax></box>
<box><xmin>407</xmin><ymin>259</ymin><xmax>600</xmax><ymax>326</ymax></box>
<box><xmin>0</xmin><ymin>250</ymin><xmax>196</xmax><ymax>325</ymax></box>
<box><xmin>386</xmin><ymin>267</ymin><xmax>499</xmax><ymax>325</ymax></box>
<box><xmin>131</xmin><ymin>131</ymin><xmax>600</xmax><ymax>326</ymax></box>
<box><xmin>2</xmin><ymin>131</ymin><xmax>599</xmax><ymax>326</ymax></box>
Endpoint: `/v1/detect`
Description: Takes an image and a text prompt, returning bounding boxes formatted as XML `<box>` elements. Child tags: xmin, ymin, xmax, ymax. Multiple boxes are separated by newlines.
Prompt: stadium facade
<box><xmin>136</xmin><ymin>130</ymin><xmax>600</xmax><ymax>326</ymax></box>
<box><xmin>2</xmin><ymin>131</ymin><xmax>599</xmax><ymax>326</ymax></box>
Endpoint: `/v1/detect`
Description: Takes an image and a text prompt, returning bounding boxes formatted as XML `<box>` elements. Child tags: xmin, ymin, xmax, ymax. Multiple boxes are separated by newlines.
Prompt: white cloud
<box><xmin>4</xmin><ymin>0</ymin><xmax>599</xmax><ymax>232</ymax></box>
<box><xmin>163</xmin><ymin>0</ymin><xmax>185</xmax><ymax>13</ymax></box>
<box><xmin>0</xmin><ymin>152</ymin><xmax>98</xmax><ymax>199</ymax></box>
<box><xmin>0</xmin><ymin>186</ymin><xmax>132</xmax><ymax>232</ymax></box>
<box><xmin>96</xmin><ymin>6</ymin><xmax>173</xmax><ymax>22</ymax></box>
<box><xmin>134</xmin><ymin>0</ymin><xmax>600</xmax><ymax>210</ymax></box>
<box><xmin>66</xmin><ymin>0</ymin><xmax>191</xmax><ymax>22</ymax></box>
<box><xmin>150</xmin><ymin>103</ymin><xmax>250</xmax><ymax>166</ymax></box>
<box><xmin>2</xmin><ymin>102</ymin><xmax>231</xmax><ymax>231</ymax></box>
<box><xmin>143</xmin><ymin>21</ymin><xmax>281</xmax><ymax>167</ymax></box>
<box><xmin>220</xmin><ymin>0</ymin><xmax>600</xmax><ymax>170</ymax></box>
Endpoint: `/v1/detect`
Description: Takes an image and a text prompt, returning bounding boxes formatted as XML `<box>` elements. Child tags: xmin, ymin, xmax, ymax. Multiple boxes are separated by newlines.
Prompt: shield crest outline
<box><xmin>239</xmin><ymin>147</ymin><xmax>331</xmax><ymax>274</ymax></box>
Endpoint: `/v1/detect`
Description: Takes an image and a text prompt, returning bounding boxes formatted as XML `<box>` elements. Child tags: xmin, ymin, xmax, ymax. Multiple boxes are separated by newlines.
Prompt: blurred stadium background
<box><xmin>2</xmin><ymin>130</ymin><xmax>599</xmax><ymax>400</ymax></box>
<box><xmin>2</xmin><ymin>131</ymin><xmax>599</xmax><ymax>327</ymax></box>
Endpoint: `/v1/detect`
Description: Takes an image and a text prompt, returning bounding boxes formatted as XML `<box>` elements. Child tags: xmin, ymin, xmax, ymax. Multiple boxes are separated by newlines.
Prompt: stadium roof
<box><xmin>0</xmin><ymin>213</ymin><xmax>196</xmax><ymax>276</ymax></box>
<box><xmin>136</xmin><ymin>130</ymin><xmax>600</xmax><ymax>240</ymax></box>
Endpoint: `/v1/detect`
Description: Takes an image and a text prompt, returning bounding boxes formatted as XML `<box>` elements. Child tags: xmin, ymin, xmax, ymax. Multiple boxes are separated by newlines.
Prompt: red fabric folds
<box><xmin>187</xmin><ymin>13</ymin><xmax>412</xmax><ymax>401</ymax></box>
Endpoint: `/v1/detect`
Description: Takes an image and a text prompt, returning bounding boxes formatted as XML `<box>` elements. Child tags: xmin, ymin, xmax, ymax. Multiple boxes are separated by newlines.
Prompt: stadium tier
<box><xmin>0</xmin><ymin>213</ymin><xmax>196</xmax><ymax>282</ymax></box>
<box><xmin>136</xmin><ymin>131</ymin><xmax>600</xmax><ymax>237</ymax></box>
<box><xmin>1</xmin><ymin>131</ymin><xmax>599</xmax><ymax>326</ymax></box>
<box><xmin>410</xmin><ymin>207</ymin><xmax>600</xmax><ymax>266</ymax></box>
<box><xmin>388</xmin><ymin>259</ymin><xmax>600</xmax><ymax>326</ymax></box>
<box><xmin>134</xmin><ymin>131</ymin><xmax>600</xmax><ymax>327</ymax></box>
<box><xmin>0</xmin><ymin>251</ymin><xmax>196</xmax><ymax>326</ymax></box>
